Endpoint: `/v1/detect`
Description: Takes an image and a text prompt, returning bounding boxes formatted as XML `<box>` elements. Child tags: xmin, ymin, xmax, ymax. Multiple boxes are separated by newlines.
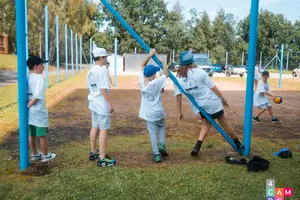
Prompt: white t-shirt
<box><xmin>255</xmin><ymin>66</ymin><xmax>261</xmax><ymax>81</ymax></box>
<box><xmin>139</xmin><ymin>72</ymin><xmax>167</xmax><ymax>121</ymax></box>
<box><xmin>254</xmin><ymin>80</ymin><xmax>270</xmax><ymax>107</ymax></box>
<box><xmin>27</xmin><ymin>73</ymin><xmax>48</xmax><ymax>127</ymax></box>
<box><xmin>174</xmin><ymin>68</ymin><xmax>223</xmax><ymax>115</ymax></box>
<box><xmin>87</xmin><ymin>65</ymin><xmax>110</xmax><ymax>116</ymax></box>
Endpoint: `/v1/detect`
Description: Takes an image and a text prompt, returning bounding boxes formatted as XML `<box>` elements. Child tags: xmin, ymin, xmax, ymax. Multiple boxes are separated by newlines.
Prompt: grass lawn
<box><xmin>0</xmin><ymin>129</ymin><xmax>299</xmax><ymax>199</ymax></box>
<box><xmin>0</xmin><ymin>54</ymin><xmax>17</xmax><ymax>70</ymax></box>
<box><xmin>0</xmin><ymin>74</ymin><xmax>86</xmax><ymax>140</ymax></box>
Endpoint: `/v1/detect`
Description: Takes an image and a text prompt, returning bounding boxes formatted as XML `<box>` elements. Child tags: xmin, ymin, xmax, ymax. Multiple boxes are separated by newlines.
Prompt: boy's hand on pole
<box><xmin>149</xmin><ymin>49</ymin><xmax>156</xmax><ymax>56</ymax></box>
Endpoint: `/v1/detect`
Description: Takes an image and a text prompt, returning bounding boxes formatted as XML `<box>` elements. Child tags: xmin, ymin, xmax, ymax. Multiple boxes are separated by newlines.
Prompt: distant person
<box><xmin>26</xmin><ymin>56</ymin><xmax>56</xmax><ymax>162</ymax></box>
<box><xmin>252</xmin><ymin>71</ymin><xmax>281</xmax><ymax>124</ymax></box>
<box><xmin>87</xmin><ymin>48</ymin><xmax>115</xmax><ymax>167</ymax></box>
<box><xmin>254</xmin><ymin>62</ymin><xmax>261</xmax><ymax>90</ymax></box>
<box><xmin>174</xmin><ymin>51</ymin><xmax>244</xmax><ymax>156</ymax></box>
<box><xmin>138</xmin><ymin>49</ymin><xmax>169</xmax><ymax>163</ymax></box>
<box><xmin>105</xmin><ymin>61</ymin><xmax>113</xmax><ymax>85</ymax></box>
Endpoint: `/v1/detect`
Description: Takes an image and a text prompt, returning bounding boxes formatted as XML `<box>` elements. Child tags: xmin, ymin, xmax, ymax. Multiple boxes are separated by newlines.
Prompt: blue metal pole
<box><xmin>279</xmin><ymin>44</ymin><xmax>284</xmax><ymax>88</ymax></box>
<box><xmin>16</xmin><ymin>0</ymin><xmax>29</xmax><ymax>171</ymax></box>
<box><xmin>25</xmin><ymin>0</ymin><xmax>28</xmax><ymax>60</ymax></box>
<box><xmin>286</xmin><ymin>51</ymin><xmax>289</xmax><ymax>71</ymax></box>
<box><xmin>75</xmin><ymin>33</ymin><xmax>78</xmax><ymax>74</ymax></box>
<box><xmin>64</xmin><ymin>24</ymin><xmax>68</xmax><ymax>80</ymax></box>
<box><xmin>243</xmin><ymin>0</ymin><xmax>259</xmax><ymax>156</ymax></box>
<box><xmin>101</xmin><ymin>0</ymin><xmax>241</xmax><ymax>153</ymax></box>
<box><xmin>56</xmin><ymin>16</ymin><xmax>60</xmax><ymax>83</ymax></box>
<box><xmin>80</xmin><ymin>36</ymin><xmax>82</xmax><ymax>72</ymax></box>
<box><xmin>114</xmin><ymin>38</ymin><xmax>117</xmax><ymax>86</ymax></box>
<box><xmin>70</xmin><ymin>29</ymin><xmax>74</xmax><ymax>77</ymax></box>
<box><xmin>44</xmin><ymin>6</ymin><xmax>49</xmax><ymax>88</ymax></box>
<box><xmin>89</xmin><ymin>38</ymin><xmax>92</xmax><ymax>68</ymax></box>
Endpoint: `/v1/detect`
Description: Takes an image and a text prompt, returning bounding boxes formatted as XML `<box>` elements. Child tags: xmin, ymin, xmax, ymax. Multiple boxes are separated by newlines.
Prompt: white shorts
<box><xmin>256</xmin><ymin>102</ymin><xmax>272</xmax><ymax>109</ymax></box>
<box><xmin>91</xmin><ymin>111</ymin><xmax>110</xmax><ymax>130</ymax></box>
<box><xmin>254</xmin><ymin>74</ymin><xmax>261</xmax><ymax>81</ymax></box>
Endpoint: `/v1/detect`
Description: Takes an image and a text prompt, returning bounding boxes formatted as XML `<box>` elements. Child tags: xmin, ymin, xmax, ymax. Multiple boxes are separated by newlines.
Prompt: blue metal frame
<box><xmin>80</xmin><ymin>36</ymin><xmax>82</xmax><ymax>72</ymax></box>
<box><xmin>56</xmin><ymin>16</ymin><xmax>60</xmax><ymax>83</ymax></box>
<box><xmin>75</xmin><ymin>33</ymin><xmax>78</xmax><ymax>74</ymax></box>
<box><xmin>70</xmin><ymin>29</ymin><xmax>74</xmax><ymax>77</ymax></box>
<box><xmin>44</xmin><ymin>6</ymin><xmax>49</xmax><ymax>88</ymax></box>
<box><xmin>101</xmin><ymin>0</ymin><xmax>241</xmax><ymax>153</ymax></box>
<box><xmin>243</xmin><ymin>0</ymin><xmax>260</xmax><ymax>156</ymax></box>
<box><xmin>279</xmin><ymin>44</ymin><xmax>284</xmax><ymax>88</ymax></box>
<box><xmin>16</xmin><ymin>0</ymin><xmax>29</xmax><ymax>170</ymax></box>
<box><xmin>64</xmin><ymin>24</ymin><xmax>68</xmax><ymax>80</ymax></box>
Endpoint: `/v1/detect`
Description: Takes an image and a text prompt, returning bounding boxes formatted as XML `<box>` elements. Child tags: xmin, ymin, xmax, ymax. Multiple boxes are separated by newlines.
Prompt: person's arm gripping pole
<box><xmin>100</xmin><ymin>0</ymin><xmax>241</xmax><ymax>153</ymax></box>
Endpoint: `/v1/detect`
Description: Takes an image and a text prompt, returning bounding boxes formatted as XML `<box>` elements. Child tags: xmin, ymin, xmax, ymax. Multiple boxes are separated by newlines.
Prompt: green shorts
<box><xmin>29</xmin><ymin>125</ymin><xmax>48</xmax><ymax>137</ymax></box>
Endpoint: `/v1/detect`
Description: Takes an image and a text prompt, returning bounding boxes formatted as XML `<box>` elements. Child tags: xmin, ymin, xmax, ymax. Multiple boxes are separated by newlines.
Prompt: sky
<box><xmin>166</xmin><ymin>0</ymin><xmax>300</xmax><ymax>23</ymax></box>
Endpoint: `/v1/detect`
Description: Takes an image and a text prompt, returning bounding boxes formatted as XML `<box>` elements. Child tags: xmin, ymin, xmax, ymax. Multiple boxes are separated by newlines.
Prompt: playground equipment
<box><xmin>16</xmin><ymin>0</ymin><xmax>260</xmax><ymax>170</ymax></box>
<box><xmin>101</xmin><ymin>0</ymin><xmax>245</xmax><ymax>155</ymax></box>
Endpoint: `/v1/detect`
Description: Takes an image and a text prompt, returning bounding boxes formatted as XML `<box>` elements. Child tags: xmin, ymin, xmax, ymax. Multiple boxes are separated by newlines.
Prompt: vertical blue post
<box><xmin>286</xmin><ymin>51</ymin><xmax>289</xmax><ymax>71</ymax></box>
<box><xmin>70</xmin><ymin>29</ymin><xmax>74</xmax><ymax>77</ymax></box>
<box><xmin>44</xmin><ymin>6</ymin><xmax>49</xmax><ymax>88</ymax></box>
<box><xmin>80</xmin><ymin>36</ymin><xmax>82</xmax><ymax>72</ymax></box>
<box><xmin>75</xmin><ymin>33</ymin><xmax>78</xmax><ymax>74</ymax></box>
<box><xmin>279</xmin><ymin>44</ymin><xmax>284</xmax><ymax>88</ymax></box>
<box><xmin>114</xmin><ymin>38</ymin><xmax>117</xmax><ymax>86</ymax></box>
<box><xmin>89</xmin><ymin>38</ymin><xmax>92</xmax><ymax>68</ymax></box>
<box><xmin>243</xmin><ymin>0</ymin><xmax>259</xmax><ymax>156</ymax></box>
<box><xmin>56</xmin><ymin>16</ymin><xmax>60</xmax><ymax>83</ymax></box>
<box><xmin>16</xmin><ymin>0</ymin><xmax>29</xmax><ymax>170</ymax></box>
<box><xmin>25</xmin><ymin>0</ymin><xmax>28</xmax><ymax>60</ymax></box>
<box><xmin>64</xmin><ymin>24</ymin><xmax>68</xmax><ymax>80</ymax></box>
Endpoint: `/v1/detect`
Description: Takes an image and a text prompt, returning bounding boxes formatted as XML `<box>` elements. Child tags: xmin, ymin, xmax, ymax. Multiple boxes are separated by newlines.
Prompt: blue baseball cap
<box><xmin>143</xmin><ymin>64</ymin><xmax>160</xmax><ymax>77</ymax></box>
<box><xmin>180</xmin><ymin>51</ymin><xmax>194</xmax><ymax>66</ymax></box>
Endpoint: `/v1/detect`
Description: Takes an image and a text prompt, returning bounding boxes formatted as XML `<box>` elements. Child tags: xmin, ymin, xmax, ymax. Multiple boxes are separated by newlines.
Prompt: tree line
<box><xmin>1</xmin><ymin>0</ymin><xmax>300</xmax><ymax>69</ymax></box>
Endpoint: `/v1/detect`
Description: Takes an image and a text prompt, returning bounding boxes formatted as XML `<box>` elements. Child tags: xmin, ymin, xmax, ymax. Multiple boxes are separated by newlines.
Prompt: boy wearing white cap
<box><xmin>87</xmin><ymin>47</ymin><xmax>115</xmax><ymax>167</ymax></box>
<box><xmin>139</xmin><ymin>49</ymin><xmax>169</xmax><ymax>162</ymax></box>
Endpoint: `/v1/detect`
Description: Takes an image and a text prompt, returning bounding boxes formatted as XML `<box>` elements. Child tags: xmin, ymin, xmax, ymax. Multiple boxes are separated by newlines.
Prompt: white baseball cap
<box><xmin>93</xmin><ymin>48</ymin><xmax>111</xmax><ymax>57</ymax></box>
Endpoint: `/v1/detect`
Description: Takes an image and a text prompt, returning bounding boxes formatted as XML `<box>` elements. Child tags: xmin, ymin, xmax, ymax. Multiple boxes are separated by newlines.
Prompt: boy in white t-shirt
<box><xmin>174</xmin><ymin>51</ymin><xmax>244</xmax><ymax>156</ymax></box>
<box><xmin>26</xmin><ymin>56</ymin><xmax>56</xmax><ymax>162</ymax></box>
<box><xmin>139</xmin><ymin>49</ymin><xmax>169</xmax><ymax>162</ymax></box>
<box><xmin>87</xmin><ymin>48</ymin><xmax>115</xmax><ymax>167</ymax></box>
<box><xmin>252</xmin><ymin>71</ymin><xmax>281</xmax><ymax>124</ymax></box>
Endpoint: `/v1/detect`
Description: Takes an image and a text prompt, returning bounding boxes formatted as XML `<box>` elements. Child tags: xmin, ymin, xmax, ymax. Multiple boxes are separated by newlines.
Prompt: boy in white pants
<box><xmin>27</xmin><ymin>56</ymin><xmax>56</xmax><ymax>162</ymax></box>
<box><xmin>87</xmin><ymin>48</ymin><xmax>115</xmax><ymax>167</ymax></box>
<box><xmin>139</xmin><ymin>49</ymin><xmax>169</xmax><ymax>162</ymax></box>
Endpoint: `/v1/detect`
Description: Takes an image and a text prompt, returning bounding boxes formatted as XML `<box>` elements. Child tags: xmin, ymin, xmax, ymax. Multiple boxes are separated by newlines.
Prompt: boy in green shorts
<box><xmin>27</xmin><ymin>56</ymin><xmax>56</xmax><ymax>162</ymax></box>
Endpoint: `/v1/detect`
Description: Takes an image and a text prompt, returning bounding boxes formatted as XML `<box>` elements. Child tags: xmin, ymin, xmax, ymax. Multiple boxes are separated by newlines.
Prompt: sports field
<box><xmin>0</xmin><ymin>71</ymin><xmax>300</xmax><ymax>199</ymax></box>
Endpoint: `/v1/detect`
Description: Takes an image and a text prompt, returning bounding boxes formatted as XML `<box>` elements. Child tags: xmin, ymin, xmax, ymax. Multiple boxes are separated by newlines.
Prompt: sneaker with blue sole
<box><xmin>153</xmin><ymin>154</ymin><xmax>161</xmax><ymax>163</ymax></box>
<box><xmin>31</xmin><ymin>152</ymin><xmax>42</xmax><ymax>161</ymax></box>
<box><xmin>158</xmin><ymin>144</ymin><xmax>168</xmax><ymax>157</ymax></box>
<box><xmin>97</xmin><ymin>156</ymin><xmax>116</xmax><ymax>167</ymax></box>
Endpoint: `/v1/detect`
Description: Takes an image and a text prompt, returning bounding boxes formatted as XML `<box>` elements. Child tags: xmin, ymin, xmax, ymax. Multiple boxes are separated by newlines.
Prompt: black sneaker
<box><xmin>158</xmin><ymin>144</ymin><xmax>168</xmax><ymax>157</ymax></box>
<box><xmin>272</xmin><ymin>118</ymin><xmax>281</xmax><ymax>124</ymax></box>
<box><xmin>190</xmin><ymin>148</ymin><xmax>199</xmax><ymax>156</ymax></box>
<box><xmin>89</xmin><ymin>151</ymin><xmax>99</xmax><ymax>161</ymax></box>
<box><xmin>97</xmin><ymin>157</ymin><xmax>116</xmax><ymax>167</ymax></box>
<box><xmin>252</xmin><ymin>117</ymin><xmax>261</xmax><ymax>123</ymax></box>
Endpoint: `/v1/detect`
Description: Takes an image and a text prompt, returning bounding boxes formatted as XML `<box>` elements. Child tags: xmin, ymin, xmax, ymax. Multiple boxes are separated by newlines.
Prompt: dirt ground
<box><xmin>1</xmin><ymin>87</ymin><xmax>300</xmax><ymax>158</ymax></box>
<box><xmin>1</xmin><ymin>74</ymin><xmax>300</xmax><ymax>171</ymax></box>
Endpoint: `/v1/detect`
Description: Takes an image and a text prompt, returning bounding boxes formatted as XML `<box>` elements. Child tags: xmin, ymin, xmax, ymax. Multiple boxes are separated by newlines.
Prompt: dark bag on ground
<box><xmin>247</xmin><ymin>156</ymin><xmax>270</xmax><ymax>172</ymax></box>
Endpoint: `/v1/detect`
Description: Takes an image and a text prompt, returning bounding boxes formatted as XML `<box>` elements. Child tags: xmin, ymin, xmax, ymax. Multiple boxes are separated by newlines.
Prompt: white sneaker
<box><xmin>42</xmin><ymin>153</ymin><xmax>56</xmax><ymax>162</ymax></box>
<box><xmin>31</xmin><ymin>152</ymin><xmax>42</xmax><ymax>161</ymax></box>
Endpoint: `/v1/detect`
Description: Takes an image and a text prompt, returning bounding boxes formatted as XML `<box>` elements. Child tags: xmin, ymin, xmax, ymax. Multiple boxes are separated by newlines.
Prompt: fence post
<box><xmin>44</xmin><ymin>6</ymin><xmax>49</xmax><ymax>88</ymax></box>
<box><xmin>56</xmin><ymin>16</ymin><xmax>60</xmax><ymax>83</ymax></box>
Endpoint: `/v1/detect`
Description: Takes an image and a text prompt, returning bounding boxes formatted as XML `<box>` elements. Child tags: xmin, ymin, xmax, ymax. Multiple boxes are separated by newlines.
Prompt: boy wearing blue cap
<box><xmin>174</xmin><ymin>51</ymin><xmax>244</xmax><ymax>156</ymax></box>
<box><xmin>139</xmin><ymin>49</ymin><xmax>169</xmax><ymax>162</ymax></box>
